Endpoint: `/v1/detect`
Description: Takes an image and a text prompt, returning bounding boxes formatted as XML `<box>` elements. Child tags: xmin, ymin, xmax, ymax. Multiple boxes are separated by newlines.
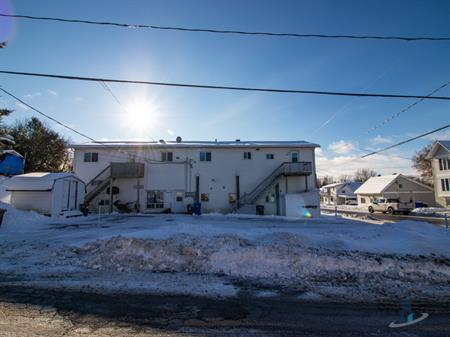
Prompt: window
<box><xmin>201</xmin><ymin>193</ymin><xmax>209</xmax><ymax>202</ymax></box>
<box><xmin>147</xmin><ymin>190</ymin><xmax>164</xmax><ymax>208</ymax></box>
<box><xmin>228</xmin><ymin>193</ymin><xmax>237</xmax><ymax>204</ymax></box>
<box><xmin>200</xmin><ymin>152</ymin><xmax>212</xmax><ymax>162</ymax></box>
<box><xmin>266</xmin><ymin>153</ymin><xmax>274</xmax><ymax>160</ymax></box>
<box><xmin>176</xmin><ymin>191</ymin><xmax>183</xmax><ymax>202</ymax></box>
<box><xmin>446</xmin><ymin>198</ymin><xmax>450</xmax><ymax>206</ymax></box>
<box><xmin>361</xmin><ymin>197</ymin><xmax>366</xmax><ymax>204</ymax></box>
<box><xmin>161</xmin><ymin>152</ymin><xmax>173</xmax><ymax>162</ymax></box>
<box><xmin>439</xmin><ymin>158</ymin><xmax>450</xmax><ymax>171</ymax></box>
<box><xmin>84</xmin><ymin>152</ymin><xmax>98</xmax><ymax>162</ymax></box>
<box><xmin>291</xmin><ymin>152</ymin><xmax>299</xmax><ymax>163</ymax></box>
<box><xmin>398</xmin><ymin>184</ymin><xmax>403</xmax><ymax>188</ymax></box>
<box><xmin>441</xmin><ymin>178</ymin><xmax>450</xmax><ymax>192</ymax></box>
<box><xmin>243</xmin><ymin>151</ymin><xmax>252</xmax><ymax>160</ymax></box>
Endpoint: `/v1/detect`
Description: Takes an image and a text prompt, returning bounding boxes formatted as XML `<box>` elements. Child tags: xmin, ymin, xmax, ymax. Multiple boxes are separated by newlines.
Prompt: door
<box><xmin>172</xmin><ymin>190</ymin><xmax>185</xmax><ymax>213</ymax></box>
<box><xmin>69</xmin><ymin>181</ymin><xmax>78</xmax><ymax>210</ymax></box>
<box><xmin>61</xmin><ymin>180</ymin><xmax>71</xmax><ymax>211</ymax></box>
<box><xmin>275</xmin><ymin>183</ymin><xmax>280</xmax><ymax>215</ymax></box>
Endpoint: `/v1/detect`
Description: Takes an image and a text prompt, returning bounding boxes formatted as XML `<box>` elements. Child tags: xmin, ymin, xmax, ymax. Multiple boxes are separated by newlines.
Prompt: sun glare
<box><xmin>122</xmin><ymin>97</ymin><xmax>159</xmax><ymax>133</ymax></box>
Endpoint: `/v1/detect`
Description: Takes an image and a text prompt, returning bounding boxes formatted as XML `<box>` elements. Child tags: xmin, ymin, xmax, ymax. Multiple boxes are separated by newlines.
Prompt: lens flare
<box><xmin>0</xmin><ymin>0</ymin><xmax>16</xmax><ymax>43</ymax></box>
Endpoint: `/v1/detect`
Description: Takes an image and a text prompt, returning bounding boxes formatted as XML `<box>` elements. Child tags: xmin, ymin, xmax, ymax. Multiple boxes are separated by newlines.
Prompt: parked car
<box><xmin>345</xmin><ymin>199</ymin><xmax>358</xmax><ymax>205</ymax></box>
<box><xmin>367</xmin><ymin>198</ymin><xmax>413</xmax><ymax>215</ymax></box>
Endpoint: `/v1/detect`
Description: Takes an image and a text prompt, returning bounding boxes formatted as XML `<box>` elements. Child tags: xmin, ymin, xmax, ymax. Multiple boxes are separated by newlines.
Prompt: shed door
<box><xmin>69</xmin><ymin>181</ymin><xmax>78</xmax><ymax>210</ymax></box>
<box><xmin>61</xmin><ymin>180</ymin><xmax>71</xmax><ymax>211</ymax></box>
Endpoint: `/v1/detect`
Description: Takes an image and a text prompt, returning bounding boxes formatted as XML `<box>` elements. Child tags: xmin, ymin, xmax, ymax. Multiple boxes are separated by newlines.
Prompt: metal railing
<box><xmin>240</xmin><ymin>162</ymin><xmax>312</xmax><ymax>205</ymax></box>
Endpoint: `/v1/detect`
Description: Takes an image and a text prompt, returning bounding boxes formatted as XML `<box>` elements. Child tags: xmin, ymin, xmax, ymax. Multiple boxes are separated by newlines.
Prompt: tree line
<box><xmin>0</xmin><ymin>109</ymin><xmax>71</xmax><ymax>173</ymax></box>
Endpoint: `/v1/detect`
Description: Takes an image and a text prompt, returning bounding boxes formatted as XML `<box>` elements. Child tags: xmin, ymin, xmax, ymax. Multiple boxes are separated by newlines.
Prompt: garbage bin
<box><xmin>193</xmin><ymin>202</ymin><xmax>202</xmax><ymax>215</ymax></box>
<box><xmin>0</xmin><ymin>208</ymin><xmax>6</xmax><ymax>227</ymax></box>
<box><xmin>256</xmin><ymin>205</ymin><xmax>264</xmax><ymax>215</ymax></box>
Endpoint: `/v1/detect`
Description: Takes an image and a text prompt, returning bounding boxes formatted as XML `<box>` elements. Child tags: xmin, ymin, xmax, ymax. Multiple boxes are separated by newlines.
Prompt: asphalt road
<box><xmin>0</xmin><ymin>286</ymin><xmax>449</xmax><ymax>337</ymax></box>
<box><xmin>321</xmin><ymin>207</ymin><xmax>448</xmax><ymax>226</ymax></box>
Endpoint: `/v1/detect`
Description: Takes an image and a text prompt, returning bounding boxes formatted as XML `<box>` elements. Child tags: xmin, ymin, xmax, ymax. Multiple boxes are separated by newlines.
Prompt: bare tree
<box><xmin>338</xmin><ymin>174</ymin><xmax>352</xmax><ymax>183</ymax></box>
<box><xmin>317</xmin><ymin>175</ymin><xmax>334</xmax><ymax>187</ymax></box>
<box><xmin>412</xmin><ymin>143</ymin><xmax>433</xmax><ymax>186</ymax></box>
<box><xmin>353</xmin><ymin>168</ymin><xmax>377</xmax><ymax>182</ymax></box>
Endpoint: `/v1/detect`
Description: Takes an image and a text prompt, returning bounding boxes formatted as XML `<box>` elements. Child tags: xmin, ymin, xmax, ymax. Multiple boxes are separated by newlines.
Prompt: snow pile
<box><xmin>0</xmin><ymin>201</ymin><xmax>49</xmax><ymax>231</ymax></box>
<box><xmin>0</xmin><ymin>176</ymin><xmax>11</xmax><ymax>203</ymax></box>
<box><xmin>411</xmin><ymin>207</ymin><xmax>449</xmax><ymax>217</ymax></box>
<box><xmin>65</xmin><ymin>227</ymin><xmax>450</xmax><ymax>302</ymax></box>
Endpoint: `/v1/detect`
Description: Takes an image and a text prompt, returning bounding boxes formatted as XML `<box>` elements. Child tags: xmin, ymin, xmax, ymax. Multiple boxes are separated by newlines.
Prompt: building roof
<box><xmin>70</xmin><ymin>140</ymin><xmax>321</xmax><ymax>149</ymax></box>
<box><xmin>427</xmin><ymin>140</ymin><xmax>450</xmax><ymax>159</ymax></box>
<box><xmin>320</xmin><ymin>182</ymin><xmax>343</xmax><ymax>189</ymax></box>
<box><xmin>354</xmin><ymin>174</ymin><xmax>400</xmax><ymax>195</ymax></box>
<box><xmin>7</xmin><ymin>172</ymin><xmax>83</xmax><ymax>191</ymax></box>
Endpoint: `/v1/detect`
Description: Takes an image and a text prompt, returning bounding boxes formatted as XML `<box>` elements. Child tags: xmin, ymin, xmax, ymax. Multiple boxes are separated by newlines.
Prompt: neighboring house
<box><xmin>354</xmin><ymin>173</ymin><xmax>436</xmax><ymax>207</ymax></box>
<box><xmin>320</xmin><ymin>182</ymin><xmax>362</xmax><ymax>205</ymax></box>
<box><xmin>7</xmin><ymin>172</ymin><xmax>86</xmax><ymax>217</ymax></box>
<box><xmin>427</xmin><ymin>140</ymin><xmax>450</xmax><ymax>208</ymax></box>
<box><xmin>71</xmin><ymin>139</ymin><xmax>321</xmax><ymax>217</ymax></box>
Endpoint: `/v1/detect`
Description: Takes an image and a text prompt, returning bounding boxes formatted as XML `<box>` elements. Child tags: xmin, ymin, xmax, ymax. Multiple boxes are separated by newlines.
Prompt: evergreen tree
<box><xmin>9</xmin><ymin>117</ymin><xmax>72</xmax><ymax>173</ymax></box>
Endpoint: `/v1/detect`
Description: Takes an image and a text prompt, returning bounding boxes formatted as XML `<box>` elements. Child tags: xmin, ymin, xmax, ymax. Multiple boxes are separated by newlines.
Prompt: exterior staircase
<box><xmin>237</xmin><ymin>161</ymin><xmax>312</xmax><ymax>210</ymax></box>
<box><xmin>85</xmin><ymin>162</ymin><xmax>145</xmax><ymax>204</ymax></box>
<box><xmin>85</xmin><ymin>165</ymin><xmax>112</xmax><ymax>204</ymax></box>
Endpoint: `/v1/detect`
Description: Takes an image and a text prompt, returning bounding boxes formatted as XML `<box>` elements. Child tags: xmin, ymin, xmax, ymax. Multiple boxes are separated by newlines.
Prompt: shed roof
<box><xmin>7</xmin><ymin>172</ymin><xmax>82</xmax><ymax>191</ymax></box>
<box><xmin>354</xmin><ymin>174</ymin><xmax>400</xmax><ymax>195</ymax></box>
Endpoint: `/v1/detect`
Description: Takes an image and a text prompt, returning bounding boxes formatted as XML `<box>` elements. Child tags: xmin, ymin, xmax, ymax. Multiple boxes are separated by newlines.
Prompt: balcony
<box><xmin>110</xmin><ymin>162</ymin><xmax>145</xmax><ymax>179</ymax></box>
<box><xmin>281</xmin><ymin>162</ymin><xmax>313</xmax><ymax>176</ymax></box>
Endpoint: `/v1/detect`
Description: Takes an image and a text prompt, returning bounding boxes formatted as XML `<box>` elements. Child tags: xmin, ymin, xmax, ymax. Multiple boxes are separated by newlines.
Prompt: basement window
<box><xmin>201</xmin><ymin>193</ymin><xmax>209</xmax><ymax>202</ymax></box>
<box><xmin>84</xmin><ymin>152</ymin><xmax>98</xmax><ymax>162</ymax></box>
<box><xmin>228</xmin><ymin>193</ymin><xmax>237</xmax><ymax>203</ymax></box>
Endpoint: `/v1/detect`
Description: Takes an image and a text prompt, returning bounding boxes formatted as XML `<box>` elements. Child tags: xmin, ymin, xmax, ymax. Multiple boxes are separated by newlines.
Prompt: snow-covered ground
<box><xmin>1</xmin><ymin>206</ymin><xmax>450</xmax><ymax>303</ymax></box>
<box><xmin>411</xmin><ymin>207</ymin><xmax>450</xmax><ymax>217</ymax></box>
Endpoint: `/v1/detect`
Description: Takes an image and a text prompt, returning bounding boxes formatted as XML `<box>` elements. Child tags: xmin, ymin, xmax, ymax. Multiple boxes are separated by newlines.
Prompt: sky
<box><xmin>0</xmin><ymin>0</ymin><xmax>449</xmax><ymax>177</ymax></box>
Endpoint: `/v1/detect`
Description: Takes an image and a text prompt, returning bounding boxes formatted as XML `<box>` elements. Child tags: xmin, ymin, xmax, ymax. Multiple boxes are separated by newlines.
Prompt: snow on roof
<box><xmin>354</xmin><ymin>174</ymin><xmax>400</xmax><ymax>195</ymax></box>
<box><xmin>71</xmin><ymin>140</ymin><xmax>320</xmax><ymax>149</ymax></box>
<box><xmin>7</xmin><ymin>172</ymin><xmax>82</xmax><ymax>191</ymax></box>
<box><xmin>1</xmin><ymin>149</ymin><xmax>24</xmax><ymax>158</ymax></box>
<box><xmin>427</xmin><ymin>140</ymin><xmax>450</xmax><ymax>159</ymax></box>
<box><xmin>320</xmin><ymin>182</ymin><xmax>344</xmax><ymax>189</ymax></box>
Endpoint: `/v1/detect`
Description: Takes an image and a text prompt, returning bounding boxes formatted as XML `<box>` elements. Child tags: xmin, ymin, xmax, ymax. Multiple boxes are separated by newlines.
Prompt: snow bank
<box><xmin>411</xmin><ymin>207</ymin><xmax>449</xmax><ymax>217</ymax></box>
<box><xmin>0</xmin><ymin>176</ymin><xmax>11</xmax><ymax>203</ymax></box>
<box><xmin>0</xmin><ymin>201</ymin><xmax>49</xmax><ymax>231</ymax></box>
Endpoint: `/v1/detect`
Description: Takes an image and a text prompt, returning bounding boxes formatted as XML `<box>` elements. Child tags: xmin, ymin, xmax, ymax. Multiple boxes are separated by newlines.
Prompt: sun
<box><xmin>122</xmin><ymin>97</ymin><xmax>159</xmax><ymax>133</ymax></box>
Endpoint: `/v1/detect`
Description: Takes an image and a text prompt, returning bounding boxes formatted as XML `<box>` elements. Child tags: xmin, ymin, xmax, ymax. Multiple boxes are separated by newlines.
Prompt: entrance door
<box><xmin>172</xmin><ymin>191</ymin><xmax>185</xmax><ymax>213</ymax></box>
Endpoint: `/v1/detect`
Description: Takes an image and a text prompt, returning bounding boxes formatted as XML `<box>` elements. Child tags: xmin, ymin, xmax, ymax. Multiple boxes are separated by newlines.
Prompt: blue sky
<box><xmin>0</xmin><ymin>0</ymin><xmax>449</xmax><ymax>176</ymax></box>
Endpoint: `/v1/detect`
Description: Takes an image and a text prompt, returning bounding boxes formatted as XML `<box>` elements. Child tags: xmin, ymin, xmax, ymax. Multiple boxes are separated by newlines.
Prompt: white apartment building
<box><xmin>427</xmin><ymin>140</ymin><xmax>450</xmax><ymax>208</ymax></box>
<box><xmin>71</xmin><ymin>139</ymin><xmax>321</xmax><ymax>217</ymax></box>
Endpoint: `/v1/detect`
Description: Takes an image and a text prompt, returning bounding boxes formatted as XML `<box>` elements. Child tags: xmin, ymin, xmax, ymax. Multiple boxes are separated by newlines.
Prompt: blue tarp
<box><xmin>0</xmin><ymin>151</ymin><xmax>24</xmax><ymax>176</ymax></box>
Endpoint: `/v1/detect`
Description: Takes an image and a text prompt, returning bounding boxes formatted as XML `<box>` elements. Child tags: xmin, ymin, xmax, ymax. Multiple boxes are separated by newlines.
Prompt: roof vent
<box><xmin>176</xmin><ymin>136</ymin><xmax>182</xmax><ymax>143</ymax></box>
<box><xmin>159</xmin><ymin>139</ymin><xmax>165</xmax><ymax>144</ymax></box>
<box><xmin>235</xmin><ymin>139</ymin><xmax>240</xmax><ymax>142</ymax></box>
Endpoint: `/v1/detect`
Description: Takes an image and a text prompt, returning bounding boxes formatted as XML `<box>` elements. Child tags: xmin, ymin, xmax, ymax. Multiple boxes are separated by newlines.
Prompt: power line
<box><xmin>361</xmin><ymin>124</ymin><xmax>450</xmax><ymax>158</ymax></box>
<box><xmin>360</xmin><ymin>81</ymin><xmax>450</xmax><ymax>137</ymax></box>
<box><xmin>1</xmin><ymin>70</ymin><xmax>450</xmax><ymax>100</ymax></box>
<box><xmin>99</xmin><ymin>81</ymin><xmax>124</xmax><ymax>108</ymax></box>
<box><xmin>1</xmin><ymin>13</ymin><xmax>449</xmax><ymax>42</ymax></box>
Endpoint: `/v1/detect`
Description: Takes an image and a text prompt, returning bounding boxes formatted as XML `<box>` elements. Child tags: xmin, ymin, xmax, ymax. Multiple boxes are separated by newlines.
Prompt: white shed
<box><xmin>7</xmin><ymin>172</ymin><xmax>86</xmax><ymax>217</ymax></box>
